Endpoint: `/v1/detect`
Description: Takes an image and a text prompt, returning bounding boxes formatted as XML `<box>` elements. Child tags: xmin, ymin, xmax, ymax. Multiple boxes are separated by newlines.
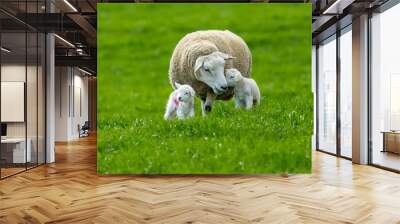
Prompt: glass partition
<box><xmin>317</xmin><ymin>35</ymin><xmax>337</xmax><ymax>154</ymax></box>
<box><xmin>1</xmin><ymin>31</ymin><xmax>28</xmax><ymax>177</ymax></box>
<box><xmin>0</xmin><ymin>2</ymin><xmax>46</xmax><ymax>179</ymax></box>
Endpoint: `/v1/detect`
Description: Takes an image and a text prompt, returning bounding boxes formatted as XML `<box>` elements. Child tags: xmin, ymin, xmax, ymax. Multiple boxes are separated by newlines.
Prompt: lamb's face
<box><xmin>194</xmin><ymin>52</ymin><xmax>234</xmax><ymax>95</ymax></box>
<box><xmin>176</xmin><ymin>84</ymin><xmax>195</xmax><ymax>103</ymax></box>
<box><xmin>225</xmin><ymin>68</ymin><xmax>242</xmax><ymax>87</ymax></box>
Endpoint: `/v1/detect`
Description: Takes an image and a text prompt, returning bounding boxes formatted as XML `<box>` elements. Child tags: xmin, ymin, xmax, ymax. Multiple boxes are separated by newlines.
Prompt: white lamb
<box><xmin>164</xmin><ymin>82</ymin><xmax>196</xmax><ymax>120</ymax></box>
<box><xmin>225</xmin><ymin>68</ymin><xmax>260</xmax><ymax>109</ymax></box>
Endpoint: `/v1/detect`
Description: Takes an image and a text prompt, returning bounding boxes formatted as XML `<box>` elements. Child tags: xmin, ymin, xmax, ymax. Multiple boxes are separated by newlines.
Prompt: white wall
<box><xmin>55</xmin><ymin>67</ymin><xmax>89</xmax><ymax>141</ymax></box>
<box><xmin>55</xmin><ymin>67</ymin><xmax>70</xmax><ymax>141</ymax></box>
<box><xmin>1</xmin><ymin>65</ymin><xmax>39</xmax><ymax>137</ymax></box>
<box><xmin>72</xmin><ymin>73</ymin><xmax>89</xmax><ymax>138</ymax></box>
<box><xmin>1</xmin><ymin>65</ymin><xmax>26</xmax><ymax>136</ymax></box>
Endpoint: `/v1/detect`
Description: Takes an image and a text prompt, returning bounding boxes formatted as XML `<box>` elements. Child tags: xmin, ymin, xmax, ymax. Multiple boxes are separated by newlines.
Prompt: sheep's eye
<box><xmin>185</xmin><ymin>92</ymin><xmax>189</xmax><ymax>95</ymax></box>
<box><xmin>230</xmin><ymin>76</ymin><xmax>234</xmax><ymax>78</ymax></box>
<box><xmin>204</xmin><ymin>68</ymin><xmax>210</xmax><ymax>72</ymax></box>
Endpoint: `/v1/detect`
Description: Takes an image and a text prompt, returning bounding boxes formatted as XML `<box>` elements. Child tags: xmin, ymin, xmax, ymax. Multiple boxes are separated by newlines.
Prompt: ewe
<box><xmin>225</xmin><ymin>68</ymin><xmax>260</xmax><ymax>109</ymax></box>
<box><xmin>169</xmin><ymin>30</ymin><xmax>252</xmax><ymax>116</ymax></box>
<box><xmin>164</xmin><ymin>82</ymin><xmax>196</xmax><ymax>120</ymax></box>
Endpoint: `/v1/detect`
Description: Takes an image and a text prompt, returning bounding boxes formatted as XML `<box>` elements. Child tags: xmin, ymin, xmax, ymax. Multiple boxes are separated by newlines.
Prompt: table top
<box><xmin>1</xmin><ymin>138</ymin><xmax>30</xmax><ymax>143</ymax></box>
<box><xmin>381</xmin><ymin>131</ymin><xmax>400</xmax><ymax>134</ymax></box>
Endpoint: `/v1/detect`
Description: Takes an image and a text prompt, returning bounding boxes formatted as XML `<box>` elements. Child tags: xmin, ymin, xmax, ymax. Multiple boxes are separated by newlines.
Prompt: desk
<box><xmin>382</xmin><ymin>131</ymin><xmax>400</xmax><ymax>154</ymax></box>
<box><xmin>1</xmin><ymin>138</ymin><xmax>31</xmax><ymax>163</ymax></box>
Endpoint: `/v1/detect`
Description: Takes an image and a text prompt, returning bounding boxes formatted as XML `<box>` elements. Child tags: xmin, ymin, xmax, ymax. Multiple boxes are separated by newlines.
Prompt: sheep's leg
<box><xmin>201</xmin><ymin>97</ymin><xmax>207</xmax><ymax>117</ymax></box>
<box><xmin>204</xmin><ymin>92</ymin><xmax>215</xmax><ymax>113</ymax></box>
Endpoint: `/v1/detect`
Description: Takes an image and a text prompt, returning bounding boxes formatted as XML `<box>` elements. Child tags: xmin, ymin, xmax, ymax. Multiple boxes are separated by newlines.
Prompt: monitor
<box><xmin>1</xmin><ymin>123</ymin><xmax>7</xmax><ymax>137</ymax></box>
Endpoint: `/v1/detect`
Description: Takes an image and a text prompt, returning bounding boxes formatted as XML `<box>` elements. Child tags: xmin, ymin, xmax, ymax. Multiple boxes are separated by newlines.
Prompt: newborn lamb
<box><xmin>164</xmin><ymin>82</ymin><xmax>196</xmax><ymax>120</ymax></box>
<box><xmin>225</xmin><ymin>68</ymin><xmax>260</xmax><ymax>109</ymax></box>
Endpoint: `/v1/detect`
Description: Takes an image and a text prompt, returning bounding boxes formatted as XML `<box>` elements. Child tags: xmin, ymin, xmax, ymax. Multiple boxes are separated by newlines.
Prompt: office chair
<box><xmin>79</xmin><ymin>121</ymin><xmax>90</xmax><ymax>138</ymax></box>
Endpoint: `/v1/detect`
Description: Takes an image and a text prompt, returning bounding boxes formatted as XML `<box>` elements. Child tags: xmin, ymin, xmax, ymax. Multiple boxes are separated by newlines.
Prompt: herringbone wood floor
<box><xmin>1</xmin><ymin>135</ymin><xmax>400</xmax><ymax>224</ymax></box>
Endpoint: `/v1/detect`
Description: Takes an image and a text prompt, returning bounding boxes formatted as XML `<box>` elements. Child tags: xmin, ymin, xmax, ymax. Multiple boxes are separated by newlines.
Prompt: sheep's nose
<box><xmin>221</xmin><ymin>85</ymin><xmax>228</xmax><ymax>91</ymax></box>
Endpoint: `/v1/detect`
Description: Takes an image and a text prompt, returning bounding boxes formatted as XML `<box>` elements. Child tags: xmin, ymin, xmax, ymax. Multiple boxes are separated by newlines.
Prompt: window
<box><xmin>339</xmin><ymin>27</ymin><xmax>352</xmax><ymax>158</ymax></box>
<box><xmin>370</xmin><ymin>3</ymin><xmax>400</xmax><ymax>171</ymax></box>
<box><xmin>317</xmin><ymin>35</ymin><xmax>337</xmax><ymax>154</ymax></box>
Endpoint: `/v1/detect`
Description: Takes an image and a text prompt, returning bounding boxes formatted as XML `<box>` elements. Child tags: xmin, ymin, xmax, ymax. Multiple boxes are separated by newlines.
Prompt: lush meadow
<box><xmin>97</xmin><ymin>4</ymin><xmax>312</xmax><ymax>174</ymax></box>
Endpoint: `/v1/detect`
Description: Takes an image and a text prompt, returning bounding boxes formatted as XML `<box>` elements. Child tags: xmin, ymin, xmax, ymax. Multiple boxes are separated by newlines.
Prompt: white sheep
<box><xmin>169</xmin><ymin>30</ymin><xmax>252</xmax><ymax>116</ymax></box>
<box><xmin>164</xmin><ymin>82</ymin><xmax>196</xmax><ymax>120</ymax></box>
<box><xmin>225</xmin><ymin>68</ymin><xmax>260</xmax><ymax>109</ymax></box>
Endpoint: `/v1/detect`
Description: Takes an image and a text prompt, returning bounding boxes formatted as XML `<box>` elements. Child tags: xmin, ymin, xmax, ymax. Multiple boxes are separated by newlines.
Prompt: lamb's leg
<box><xmin>177</xmin><ymin>114</ymin><xmax>184</xmax><ymax>120</ymax></box>
<box><xmin>164</xmin><ymin>103</ymin><xmax>175</xmax><ymax>120</ymax></box>
<box><xmin>245</xmin><ymin>95</ymin><xmax>253</xmax><ymax>110</ymax></box>
<box><xmin>176</xmin><ymin>108</ymin><xmax>185</xmax><ymax>120</ymax></box>
<box><xmin>235</xmin><ymin>97</ymin><xmax>241</xmax><ymax>109</ymax></box>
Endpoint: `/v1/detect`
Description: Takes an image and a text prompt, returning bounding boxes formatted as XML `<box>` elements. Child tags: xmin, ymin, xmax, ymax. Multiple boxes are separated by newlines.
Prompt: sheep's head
<box><xmin>194</xmin><ymin>51</ymin><xmax>235</xmax><ymax>95</ymax></box>
<box><xmin>225</xmin><ymin>68</ymin><xmax>243</xmax><ymax>87</ymax></box>
<box><xmin>175</xmin><ymin>82</ymin><xmax>195</xmax><ymax>103</ymax></box>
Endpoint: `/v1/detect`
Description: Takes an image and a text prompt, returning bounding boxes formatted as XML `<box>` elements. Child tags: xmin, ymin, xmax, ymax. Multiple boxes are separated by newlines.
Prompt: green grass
<box><xmin>97</xmin><ymin>4</ymin><xmax>312</xmax><ymax>174</ymax></box>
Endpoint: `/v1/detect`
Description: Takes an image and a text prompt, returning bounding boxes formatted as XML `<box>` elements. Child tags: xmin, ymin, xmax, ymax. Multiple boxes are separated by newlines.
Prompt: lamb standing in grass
<box><xmin>164</xmin><ymin>82</ymin><xmax>196</xmax><ymax>120</ymax></box>
<box><xmin>225</xmin><ymin>68</ymin><xmax>260</xmax><ymax>109</ymax></box>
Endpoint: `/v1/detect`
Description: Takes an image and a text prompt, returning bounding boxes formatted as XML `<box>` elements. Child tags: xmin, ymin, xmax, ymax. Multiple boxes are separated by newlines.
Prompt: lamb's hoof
<box><xmin>205</xmin><ymin>105</ymin><xmax>212</xmax><ymax>112</ymax></box>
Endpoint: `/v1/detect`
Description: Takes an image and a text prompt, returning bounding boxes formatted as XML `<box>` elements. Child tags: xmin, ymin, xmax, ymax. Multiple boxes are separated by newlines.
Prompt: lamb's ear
<box><xmin>224</xmin><ymin>69</ymin><xmax>230</xmax><ymax>78</ymax></box>
<box><xmin>215</xmin><ymin>52</ymin><xmax>235</xmax><ymax>60</ymax></box>
<box><xmin>194</xmin><ymin>56</ymin><xmax>205</xmax><ymax>77</ymax></box>
<box><xmin>174</xmin><ymin>82</ymin><xmax>181</xmax><ymax>89</ymax></box>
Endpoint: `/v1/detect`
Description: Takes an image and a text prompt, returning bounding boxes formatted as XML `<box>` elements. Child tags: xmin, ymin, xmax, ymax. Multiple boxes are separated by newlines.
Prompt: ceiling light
<box><xmin>76</xmin><ymin>48</ymin><xmax>85</xmax><ymax>55</ymax></box>
<box><xmin>1</xmin><ymin>47</ymin><xmax>11</xmax><ymax>53</ymax></box>
<box><xmin>54</xmin><ymin>34</ymin><xmax>75</xmax><ymax>48</ymax></box>
<box><xmin>322</xmin><ymin>0</ymin><xmax>354</xmax><ymax>15</ymax></box>
<box><xmin>63</xmin><ymin>0</ymin><xmax>78</xmax><ymax>12</ymax></box>
<box><xmin>78</xmin><ymin>67</ymin><xmax>93</xmax><ymax>76</ymax></box>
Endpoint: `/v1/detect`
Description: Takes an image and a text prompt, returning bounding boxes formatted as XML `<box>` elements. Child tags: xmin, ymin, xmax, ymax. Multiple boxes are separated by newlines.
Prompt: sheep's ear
<box><xmin>174</xmin><ymin>82</ymin><xmax>181</xmax><ymax>89</ymax></box>
<box><xmin>194</xmin><ymin>56</ymin><xmax>205</xmax><ymax>76</ymax></box>
<box><xmin>190</xmin><ymin>88</ymin><xmax>196</xmax><ymax>97</ymax></box>
<box><xmin>215</xmin><ymin>52</ymin><xmax>235</xmax><ymax>60</ymax></box>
